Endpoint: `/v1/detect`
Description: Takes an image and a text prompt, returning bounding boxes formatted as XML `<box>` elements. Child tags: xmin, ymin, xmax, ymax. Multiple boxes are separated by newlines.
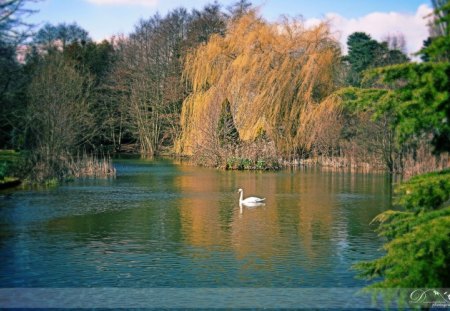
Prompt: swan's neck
<box><xmin>239</xmin><ymin>191</ymin><xmax>243</xmax><ymax>203</ymax></box>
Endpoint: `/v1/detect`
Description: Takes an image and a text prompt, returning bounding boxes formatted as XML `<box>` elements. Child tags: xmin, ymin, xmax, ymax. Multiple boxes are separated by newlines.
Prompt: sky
<box><xmin>26</xmin><ymin>0</ymin><xmax>434</xmax><ymax>57</ymax></box>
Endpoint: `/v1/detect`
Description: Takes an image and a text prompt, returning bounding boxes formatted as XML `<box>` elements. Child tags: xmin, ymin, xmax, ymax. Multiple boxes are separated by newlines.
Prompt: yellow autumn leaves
<box><xmin>176</xmin><ymin>11</ymin><xmax>342</xmax><ymax>157</ymax></box>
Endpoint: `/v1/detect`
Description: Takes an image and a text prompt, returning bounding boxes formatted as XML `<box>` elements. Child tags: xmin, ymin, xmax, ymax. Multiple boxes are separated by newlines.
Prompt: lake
<box><xmin>0</xmin><ymin>158</ymin><xmax>392</xmax><ymax>308</ymax></box>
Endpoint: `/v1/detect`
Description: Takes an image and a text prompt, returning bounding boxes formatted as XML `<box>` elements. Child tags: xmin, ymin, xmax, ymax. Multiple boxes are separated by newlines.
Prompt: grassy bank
<box><xmin>0</xmin><ymin>150</ymin><xmax>22</xmax><ymax>189</ymax></box>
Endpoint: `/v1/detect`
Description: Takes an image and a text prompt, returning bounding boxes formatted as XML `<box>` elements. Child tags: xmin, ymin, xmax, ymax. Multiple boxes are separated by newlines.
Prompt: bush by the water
<box><xmin>225</xmin><ymin>157</ymin><xmax>280</xmax><ymax>170</ymax></box>
<box><xmin>0</xmin><ymin>150</ymin><xmax>22</xmax><ymax>181</ymax></box>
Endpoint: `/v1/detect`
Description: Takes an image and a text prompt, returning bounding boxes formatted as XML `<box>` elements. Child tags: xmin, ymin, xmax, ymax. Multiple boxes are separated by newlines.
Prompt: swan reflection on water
<box><xmin>239</xmin><ymin>201</ymin><xmax>266</xmax><ymax>214</ymax></box>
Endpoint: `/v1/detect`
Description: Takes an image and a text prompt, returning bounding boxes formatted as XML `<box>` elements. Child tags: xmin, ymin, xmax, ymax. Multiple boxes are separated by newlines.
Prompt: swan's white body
<box><xmin>238</xmin><ymin>188</ymin><xmax>265</xmax><ymax>205</ymax></box>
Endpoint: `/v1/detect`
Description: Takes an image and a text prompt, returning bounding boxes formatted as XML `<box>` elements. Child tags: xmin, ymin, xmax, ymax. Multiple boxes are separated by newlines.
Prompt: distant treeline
<box><xmin>0</xmin><ymin>0</ymin><xmax>449</xmax><ymax>179</ymax></box>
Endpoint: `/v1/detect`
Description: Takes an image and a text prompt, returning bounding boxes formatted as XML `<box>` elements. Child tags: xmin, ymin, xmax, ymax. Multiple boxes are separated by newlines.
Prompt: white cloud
<box><xmin>85</xmin><ymin>0</ymin><xmax>158</xmax><ymax>6</ymax></box>
<box><xmin>310</xmin><ymin>4</ymin><xmax>433</xmax><ymax>58</ymax></box>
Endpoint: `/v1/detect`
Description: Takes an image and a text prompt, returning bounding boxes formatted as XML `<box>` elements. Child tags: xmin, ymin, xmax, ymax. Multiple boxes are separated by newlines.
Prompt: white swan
<box><xmin>238</xmin><ymin>188</ymin><xmax>265</xmax><ymax>205</ymax></box>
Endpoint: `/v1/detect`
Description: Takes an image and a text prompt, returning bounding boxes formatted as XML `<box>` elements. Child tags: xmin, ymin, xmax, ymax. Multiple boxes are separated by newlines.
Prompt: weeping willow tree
<box><xmin>176</xmin><ymin>11</ymin><xmax>342</xmax><ymax>159</ymax></box>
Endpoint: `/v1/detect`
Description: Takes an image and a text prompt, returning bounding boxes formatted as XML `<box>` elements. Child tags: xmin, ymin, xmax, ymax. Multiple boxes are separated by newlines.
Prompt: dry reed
<box><xmin>67</xmin><ymin>152</ymin><xmax>116</xmax><ymax>179</ymax></box>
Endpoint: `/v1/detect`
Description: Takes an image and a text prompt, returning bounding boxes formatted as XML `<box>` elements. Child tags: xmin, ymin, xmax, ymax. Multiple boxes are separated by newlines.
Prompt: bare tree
<box><xmin>187</xmin><ymin>2</ymin><xmax>226</xmax><ymax>45</ymax></box>
<box><xmin>26</xmin><ymin>53</ymin><xmax>95</xmax><ymax>179</ymax></box>
<box><xmin>429</xmin><ymin>0</ymin><xmax>448</xmax><ymax>37</ymax></box>
<box><xmin>383</xmin><ymin>33</ymin><xmax>407</xmax><ymax>53</ymax></box>
<box><xmin>34</xmin><ymin>22</ymin><xmax>91</xmax><ymax>52</ymax></box>
<box><xmin>107</xmin><ymin>6</ymin><xmax>228</xmax><ymax>156</ymax></box>
<box><xmin>112</xmin><ymin>9</ymin><xmax>190</xmax><ymax>156</ymax></box>
<box><xmin>0</xmin><ymin>0</ymin><xmax>38</xmax><ymax>43</ymax></box>
<box><xmin>227</xmin><ymin>0</ymin><xmax>252</xmax><ymax>20</ymax></box>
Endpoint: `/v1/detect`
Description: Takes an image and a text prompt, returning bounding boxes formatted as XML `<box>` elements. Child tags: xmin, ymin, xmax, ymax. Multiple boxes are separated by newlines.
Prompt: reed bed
<box><xmin>67</xmin><ymin>153</ymin><xmax>116</xmax><ymax>179</ymax></box>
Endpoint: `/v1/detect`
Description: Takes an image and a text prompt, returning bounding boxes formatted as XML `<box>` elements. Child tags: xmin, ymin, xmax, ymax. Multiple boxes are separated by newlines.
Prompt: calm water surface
<box><xmin>0</xmin><ymin>159</ymin><xmax>391</xmax><ymax>290</ymax></box>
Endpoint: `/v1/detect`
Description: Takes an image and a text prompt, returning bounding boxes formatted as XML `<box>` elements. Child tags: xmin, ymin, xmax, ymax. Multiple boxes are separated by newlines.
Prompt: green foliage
<box><xmin>395</xmin><ymin>169</ymin><xmax>450</xmax><ymax>211</ymax></box>
<box><xmin>355</xmin><ymin>208</ymin><xmax>450</xmax><ymax>288</ymax></box>
<box><xmin>255</xmin><ymin>159</ymin><xmax>267</xmax><ymax>170</ymax></box>
<box><xmin>353</xmin><ymin>8</ymin><xmax>450</xmax><ymax>286</ymax></box>
<box><xmin>226</xmin><ymin>157</ymin><xmax>250</xmax><ymax>170</ymax></box>
<box><xmin>0</xmin><ymin>39</ymin><xmax>27</xmax><ymax>149</ymax></box>
<box><xmin>345</xmin><ymin>32</ymin><xmax>380</xmax><ymax>74</ymax></box>
<box><xmin>0</xmin><ymin>150</ymin><xmax>22</xmax><ymax>179</ymax></box>
<box><xmin>337</xmin><ymin>87</ymin><xmax>392</xmax><ymax>116</ymax></box>
<box><xmin>364</xmin><ymin>62</ymin><xmax>450</xmax><ymax>152</ymax></box>
<box><xmin>336</xmin><ymin>86</ymin><xmax>401</xmax><ymax>171</ymax></box>
<box><xmin>356</xmin><ymin>168</ymin><xmax>450</xmax><ymax>291</ymax></box>
<box><xmin>44</xmin><ymin>177</ymin><xmax>59</xmax><ymax>187</ymax></box>
<box><xmin>0</xmin><ymin>161</ymin><xmax>8</xmax><ymax>180</ymax></box>
<box><xmin>337</xmin><ymin>87</ymin><xmax>383</xmax><ymax>141</ymax></box>
<box><xmin>225</xmin><ymin>157</ymin><xmax>279</xmax><ymax>170</ymax></box>
<box><xmin>343</xmin><ymin>32</ymin><xmax>409</xmax><ymax>86</ymax></box>
<box><xmin>422</xmin><ymin>35</ymin><xmax>450</xmax><ymax>62</ymax></box>
<box><xmin>371</xmin><ymin>207</ymin><xmax>450</xmax><ymax>240</ymax></box>
<box><xmin>64</xmin><ymin>40</ymin><xmax>115</xmax><ymax>82</ymax></box>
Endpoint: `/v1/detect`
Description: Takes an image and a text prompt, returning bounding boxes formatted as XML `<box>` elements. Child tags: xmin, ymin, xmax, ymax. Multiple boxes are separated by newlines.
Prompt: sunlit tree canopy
<box><xmin>176</xmin><ymin>11</ymin><xmax>342</xmax><ymax>156</ymax></box>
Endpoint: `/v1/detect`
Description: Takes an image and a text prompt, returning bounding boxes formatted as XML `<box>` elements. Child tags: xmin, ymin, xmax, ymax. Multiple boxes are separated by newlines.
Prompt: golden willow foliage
<box><xmin>176</xmin><ymin>11</ymin><xmax>342</xmax><ymax>156</ymax></box>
